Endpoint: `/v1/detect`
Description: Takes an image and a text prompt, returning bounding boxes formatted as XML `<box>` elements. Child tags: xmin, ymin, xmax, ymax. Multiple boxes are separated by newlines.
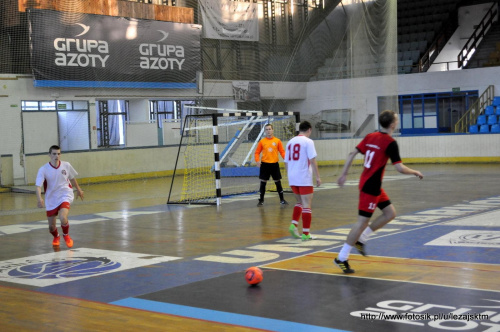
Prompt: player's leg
<box><xmin>258</xmin><ymin>164</ymin><xmax>270</xmax><ymax>206</ymax></box>
<box><xmin>288</xmin><ymin>186</ymin><xmax>302</xmax><ymax>238</ymax></box>
<box><xmin>271</xmin><ymin>163</ymin><xmax>287</xmax><ymax>205</ymax></box>
<box><xmin>258</xmin><ymin>180</ymin><xmax>267</xmax><ymax>205</ymax></box>
<box><xmin>334</xmin><ymin>214</ymin><xmax>370</xmax><ymax>273</ymax></box>
<box><xmin>355</xmin><ymin>190</ymin><xmax>392</xmax><ymax>256</ymax></box>
<box><xmin>299</xmin><ymin>190</ymin><xmax>314</xmax><ymax>241</ymax></box>
<box><xmin>335</xmin><ymin>191</ymin><xmax>376</xmax><ymax>273</ymax></box>
<box><xmin>47</xmin><ymin>213</ymin><xmax>60</xmax><ymax>246</ymax></box>
<box><xmin>369</xmin><ymin>190</ymin><xmax>396</xmax><ymax>231</ymax></box>
<box><xmin>58</xmin><ymin>202</ymin><xmax>73</xmax><ymax>248</ymax></box>
<box><xmin>360</xmin><ymin>189</ymin><xmax>395</xmax><ymax>239</ymax></box>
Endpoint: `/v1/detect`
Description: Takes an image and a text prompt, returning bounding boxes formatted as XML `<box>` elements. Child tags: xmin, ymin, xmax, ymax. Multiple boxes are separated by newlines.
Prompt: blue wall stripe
<box><xmin>33</xmin><ymin>80</ymin><xmax>197</xmax><ymax>89</ymax></box>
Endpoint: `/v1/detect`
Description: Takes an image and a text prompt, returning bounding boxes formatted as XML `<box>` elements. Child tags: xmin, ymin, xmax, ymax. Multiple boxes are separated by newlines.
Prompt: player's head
<box><xmin>379</xmin><ymin>110</ymin><xmax>398</xmax><ymax>129</ymax></box>
<box><xmin>264</xmin><ymin>124</ymin><xmax>274</xmax><ymax>137</ymax></box>
<box><xmin>48</xmin><ymin>145</ymin><xmax>61</xmax><ymax>163</ymax></box>
<box><xmin>49</xmin><ymin>145</ymin><xmax>61</xmax><ymax>154</ymax></box>
<box><xmin>298</xmin><ymin>121</ymin><xmax>312</xmax><ymax>133</ymax></box>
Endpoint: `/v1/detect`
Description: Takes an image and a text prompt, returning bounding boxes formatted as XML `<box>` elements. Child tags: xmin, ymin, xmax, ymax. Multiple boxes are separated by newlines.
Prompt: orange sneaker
<box><xmin>52</xmin><ymin>236</ymin><xmax>60</xmax><ymax>246</ymax></box>
<box><xmin>63</xmin><ymin>235</ymin><xmax>73</xmax><ymax>248</ymax></box>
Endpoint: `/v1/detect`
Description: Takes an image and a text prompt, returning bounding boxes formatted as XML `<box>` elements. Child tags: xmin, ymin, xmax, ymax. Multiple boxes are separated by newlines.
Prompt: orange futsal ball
<box><xmin>245</xmin><ymin>266</ymin><xmax>263</xmax><ymax>285</ymax></box>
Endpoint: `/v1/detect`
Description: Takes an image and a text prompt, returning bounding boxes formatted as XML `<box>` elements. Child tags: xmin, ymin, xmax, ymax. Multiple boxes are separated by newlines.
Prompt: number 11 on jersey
<box><xmin>364</xmin><ymin>150</ymin><xmax>375</xmax><ymax>168</ymax></box>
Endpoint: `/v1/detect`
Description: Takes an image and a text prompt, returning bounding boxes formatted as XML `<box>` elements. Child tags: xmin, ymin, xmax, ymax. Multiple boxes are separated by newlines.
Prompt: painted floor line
<box><xmin>263</xmin><ymin>265</ymin><xmax>500</xmax><ymax>294</ymax></box>
<box><xmin>111</xmin><ymin>298</ymin><xmax>347</xmax><ymax>332</ymax></box>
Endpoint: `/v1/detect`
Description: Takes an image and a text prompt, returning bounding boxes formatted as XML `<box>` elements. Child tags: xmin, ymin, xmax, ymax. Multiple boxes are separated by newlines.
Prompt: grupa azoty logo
<box><xmin>53</xmin><ymin>22</ymin><xmax>110</xmax><ymax>68</ymax></box>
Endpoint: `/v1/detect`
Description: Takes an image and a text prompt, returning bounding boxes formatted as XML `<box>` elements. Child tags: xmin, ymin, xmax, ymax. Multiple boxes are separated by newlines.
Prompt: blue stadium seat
<box><xmin>491</xmin><ymin>124</ymin><xmax>500</xmax><ymax>133</ymax></box>
<box><xmin>485</xmin><ymin>105</ymin><xmax>495</xmax><ymax>115</ymax></box>
<box><xmin>487</xmin><ymin>115</ymin><xmax>498</xmax><ymax>125</ymax></box>
<box><xmin>469</xmin><ymin>125</ymin><xmax>479</xmax><ymax>133</ymax></box>
<box><xmin>493</xmin><ymin>97</ymin><xmax>500</xmax><ymax>107</ymax></box>
<box><xmin>477</xmin><ymin>115</ymin><xmax>487</xmax><ymax>125</ymax></box>
<box><xmin>479</xmin><ymin>124</ymin><xmax>490</xmax><ymax>133</ymax></box>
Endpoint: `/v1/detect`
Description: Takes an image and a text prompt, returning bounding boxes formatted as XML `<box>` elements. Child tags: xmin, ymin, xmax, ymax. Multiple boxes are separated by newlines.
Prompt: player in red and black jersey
<box><xmin>334</xmin><ymin>110</ymin><xmax>423</xmax><ymax>273</ymax></box>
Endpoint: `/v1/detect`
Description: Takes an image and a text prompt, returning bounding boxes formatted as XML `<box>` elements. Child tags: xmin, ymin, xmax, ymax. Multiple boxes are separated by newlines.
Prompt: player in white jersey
<box><xmin>284</xmin><ymin>121</ymin><xmax>321</xmax><ymax>241</ymax></box>
<box><xmin>36</xmin><ymin>145</ymin><xmax>84</xmax><ymax>248</ymax></box>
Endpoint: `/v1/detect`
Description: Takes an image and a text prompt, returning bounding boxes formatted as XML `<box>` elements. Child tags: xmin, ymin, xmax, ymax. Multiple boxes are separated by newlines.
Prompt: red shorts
<box><xmin>46</xmin><ymin>202</ymin><xmax>71</xmax><ymax>217</ymax></box>
<box><xmin>291</xmin><ymin>186</ymin><xmax>314</xmax><ymax>195</ymax></box>
<box><xmin>358</xmin><ymin>189</ymin><xmax>390</xmax><ymax>217</ymax></box>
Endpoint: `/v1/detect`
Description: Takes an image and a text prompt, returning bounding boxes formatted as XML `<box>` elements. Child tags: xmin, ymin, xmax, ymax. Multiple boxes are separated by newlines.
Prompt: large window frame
<box><xmin>21</xmin><ymin>100</ymin><xmax>90</xmax><ymax>153</ymax></box>
<box><xmin>397</xmin><ymin>90</ymin><xmax>478</xmax><ymax>135</ymax></box>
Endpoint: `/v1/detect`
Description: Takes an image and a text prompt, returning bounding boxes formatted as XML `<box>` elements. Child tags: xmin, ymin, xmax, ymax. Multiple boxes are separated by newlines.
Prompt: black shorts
<box><xmin>259</xmin><ymin>162</ymin><xmax>282</xmax><ymax>181</ymax></box>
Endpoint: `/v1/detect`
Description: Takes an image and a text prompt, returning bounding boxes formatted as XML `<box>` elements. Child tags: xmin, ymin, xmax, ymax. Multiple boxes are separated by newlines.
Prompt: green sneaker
<box><xmin>289</xmin><ymin>224</ymin><xmax>300</xmax><ymax>239</ymax></box>
<box><xmin>301</xmin><ymin>233</ymin><xmax>314</xmax><ymax>241</ymax></box>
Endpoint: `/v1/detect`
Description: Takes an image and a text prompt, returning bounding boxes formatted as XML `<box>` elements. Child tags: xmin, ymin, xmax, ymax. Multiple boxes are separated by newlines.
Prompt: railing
<box><xmin>457</xmin><ymin>2</ymin><xmax>498</xmax><ymax>68</ymax></box>
<box><xmin>454</xmin><ymin>85</ymin><xmax>494</xmax><ymax>133</ymax></box>
<box><xmin>419</xmin><ymin>12</ymin><xmax>459</xmax><ymax>72</ymax></box>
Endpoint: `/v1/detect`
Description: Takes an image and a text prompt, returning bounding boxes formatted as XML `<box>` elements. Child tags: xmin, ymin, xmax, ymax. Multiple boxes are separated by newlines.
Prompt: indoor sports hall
<box><xmin>1</xmin><ymin>0</ymin><xmax>499</xmax><ymax>331</ymax></box>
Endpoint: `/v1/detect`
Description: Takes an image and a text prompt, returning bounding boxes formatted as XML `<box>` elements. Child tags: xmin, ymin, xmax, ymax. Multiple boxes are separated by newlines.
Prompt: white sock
<box><xmin>359</xmin><ymin>227</ymin><xmax>373</xmax><ymax>243</ymax></box>
<box><xmin>338</xmin><ymin>243</ymin><xmax>352</xmax><ymax>262</ymax></box>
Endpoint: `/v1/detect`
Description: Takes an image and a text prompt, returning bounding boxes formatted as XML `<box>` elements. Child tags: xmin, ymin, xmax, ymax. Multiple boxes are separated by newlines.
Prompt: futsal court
<box><xmin>0</xmin><ymin>163</ymin><xmax>499</xmax><ymax>331</ymax></box>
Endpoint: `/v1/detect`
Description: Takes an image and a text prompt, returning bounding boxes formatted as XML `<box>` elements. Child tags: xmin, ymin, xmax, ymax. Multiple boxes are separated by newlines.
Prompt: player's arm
<box><xmin>35</xmin><ymin>169</ymin><xmax>45</xmax><ymax>208</ymax></box>
<box><xmin>277</xmin><ymin>140</ymin><xmax>285</xmax><ymax>160</ymax></box>
<box><xmin>394</xmin><ymin>163</ymin><xmax>424</xmax><ymax>179</ymax></box>
<box><xmin>254</xmin><ymin>141</ymin><xmax>263</xmax><ymax>167</ymax></box>
<box><xmin>387</xmin><ymin>141</ymin><xmax>423</xmax><ymax>179</ymax></box>
<box><xmin>70</xmin><ymin>178</ymin><xmax>84</xmax><ymax>200</ymax></box>
<box><xmin>337</xmin><ymin>148</ymin><xmax>359</xmax><ymax>187</ymax></box>
<box><xmin>35</xmin><ymin>186</ymin><xmax>44</xmax><ymax>208</ymax></box>
<box><xmin>309</xmin><ymin>158</ymin><xmax>321</xmax><ymax>187</ymax></box>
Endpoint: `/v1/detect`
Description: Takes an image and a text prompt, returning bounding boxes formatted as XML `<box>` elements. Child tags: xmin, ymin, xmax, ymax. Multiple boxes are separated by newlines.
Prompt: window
<box><xmin>150</xmin><ymin>101</ymin><xmax>176</xmax><ymax>128</ymax></box>
<box><xmin>21</xmin><ymin>100</ymin><xmax>90</xmax><ymax>153</ymax></box>
<box><xmin>96</xmin><ymin>100</ymin><xmax>128</xmax><ymax>147</ymax></box>
<box><xmin>397</xmin><ymin>90</ymin><xmax>479</xmax><ymax>135</ymax></box>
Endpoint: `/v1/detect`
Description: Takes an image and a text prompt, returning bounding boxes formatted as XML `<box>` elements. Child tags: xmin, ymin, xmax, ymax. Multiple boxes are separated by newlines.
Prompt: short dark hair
<box><xmin>49</xmin><ymin>145</ymin><xmax>61</xmax><ymax>153</ymax></box>
<box><xmin>379</xmin><ymin>110</ymin><xmax>396</xmax><ymax>128</ymax></box>
<box><xmin>298</xmin><ymin>121</ymin><xmax>312</xmax><ymax>132</ymax></box>
<box><xmin>264</xmin><ymin>123</ymin><xmax>273</xmax><ymax>129</ymax></box>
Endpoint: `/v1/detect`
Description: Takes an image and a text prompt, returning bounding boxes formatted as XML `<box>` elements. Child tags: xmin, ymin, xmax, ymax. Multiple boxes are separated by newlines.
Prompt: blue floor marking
<box><xmin>111</xmin><ymin>298</ymin><xmax>347</xmax><ymax>332</ymax></box>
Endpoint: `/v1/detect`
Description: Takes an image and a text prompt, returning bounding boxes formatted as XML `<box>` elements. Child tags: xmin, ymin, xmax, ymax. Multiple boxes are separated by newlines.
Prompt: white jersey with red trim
<box><xmin>285</xmin><ymin>135</ymin><xmax>317</xmax><ymax>186</ymax></box>
<box><xmin>35</xmin><ymin>161</ymin><xmax>78</xmax><ymax>211</ymax></box>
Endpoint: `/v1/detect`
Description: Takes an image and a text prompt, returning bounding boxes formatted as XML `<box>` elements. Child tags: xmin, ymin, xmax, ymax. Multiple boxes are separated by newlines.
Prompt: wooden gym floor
<box><xmin>0</xmin><ymin>163</ymin><xmax>499</xmax><ymax>331</ymax></box>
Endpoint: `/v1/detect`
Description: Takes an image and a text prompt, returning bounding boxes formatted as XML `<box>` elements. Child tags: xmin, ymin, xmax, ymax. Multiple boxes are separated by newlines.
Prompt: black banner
<box><xmin>28</xmin><ymin>9</ymin><xmax>201</xmax><ymax>89</ymax></box>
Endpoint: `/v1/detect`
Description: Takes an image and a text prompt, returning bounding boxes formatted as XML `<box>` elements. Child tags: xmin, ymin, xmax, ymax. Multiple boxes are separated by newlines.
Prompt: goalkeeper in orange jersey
<box><xmin>254</xmin><ymin>123</ymin><xmax>288</xmax><ymax>206</ymax></box>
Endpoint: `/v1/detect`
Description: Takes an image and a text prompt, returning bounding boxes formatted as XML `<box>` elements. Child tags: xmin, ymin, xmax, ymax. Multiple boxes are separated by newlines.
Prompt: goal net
<box><xmin>167</xmin><ymin>108</ymin><xmax>299</xmax><ymax>205</ymax></box>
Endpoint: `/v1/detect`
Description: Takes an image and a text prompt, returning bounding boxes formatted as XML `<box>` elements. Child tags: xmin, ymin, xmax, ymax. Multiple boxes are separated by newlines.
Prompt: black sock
<box><xmin>259</xmin><ymin>182</ymin><xmax>266</xmax><ymax>201</ymax></box>
<box><xmin>275</xmin><ymin>180</ymin><xmax>284</xmax><ymax>200</ymax></box>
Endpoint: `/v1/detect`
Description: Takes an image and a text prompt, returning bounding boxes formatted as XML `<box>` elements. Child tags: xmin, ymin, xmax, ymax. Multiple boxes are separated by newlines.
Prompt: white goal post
<box><xmin>167</xmin><ymin>107</ymin><xmax>300</xmax><ymax>205</ymax></box>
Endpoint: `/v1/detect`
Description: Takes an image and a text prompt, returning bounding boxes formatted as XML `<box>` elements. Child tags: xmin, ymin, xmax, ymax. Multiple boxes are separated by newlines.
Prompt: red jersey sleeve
<box><xmin>356</xmin><ymin>136</ymin><xmax>368</xmax><ymax>154</ymax></box>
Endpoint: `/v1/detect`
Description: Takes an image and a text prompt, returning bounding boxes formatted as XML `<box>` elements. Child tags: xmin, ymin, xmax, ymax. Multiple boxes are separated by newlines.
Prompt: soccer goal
<box><xmin>167</xmin><ymin>107</ymin><xmax>300</xmax><ymax>205</ymax></box>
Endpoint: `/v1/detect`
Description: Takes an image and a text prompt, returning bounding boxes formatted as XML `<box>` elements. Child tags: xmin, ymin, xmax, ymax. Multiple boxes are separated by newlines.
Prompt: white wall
<box><xmin>2</xmin><ymin>64</ymin><xmax>500</xmax><ymax>184</ymax></box>
<box><xmin>0</xmin><ymin>74</ymin><xmax>203</xmax><ymax>183</ymax></box>
<box><xmin>291</xmin><ymin>66</ymin><xmax>500</xmax><ymax>136</ymax></box>
<box><xmin>20</xmin><ymin>133</ymin><xmax>500</xmax><ymax>185</ymax></box>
